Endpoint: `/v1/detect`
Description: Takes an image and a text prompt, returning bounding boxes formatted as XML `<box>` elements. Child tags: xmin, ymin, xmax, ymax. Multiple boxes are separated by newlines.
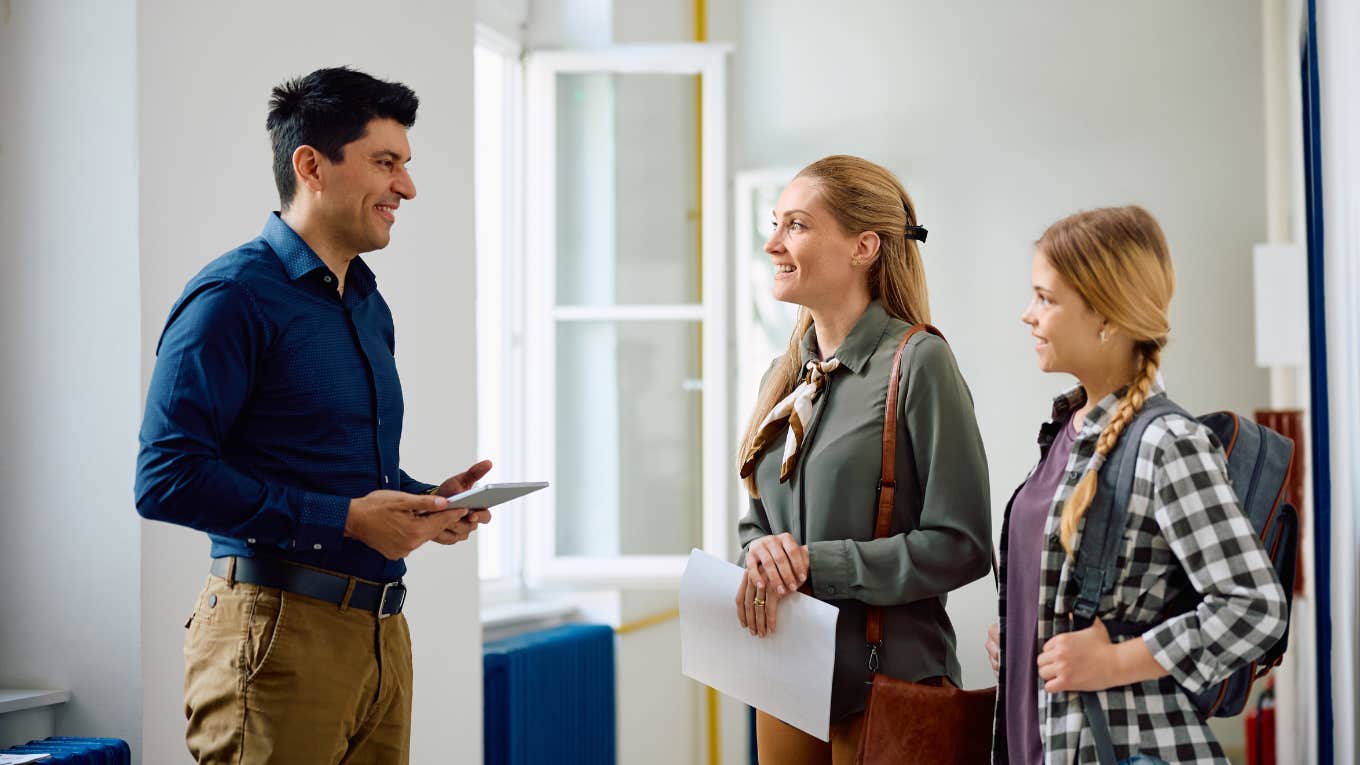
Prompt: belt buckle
<box><xmin>378</xmin><ymin>581</ymin><xmax>405</xmax><ymax>619</ymax></box>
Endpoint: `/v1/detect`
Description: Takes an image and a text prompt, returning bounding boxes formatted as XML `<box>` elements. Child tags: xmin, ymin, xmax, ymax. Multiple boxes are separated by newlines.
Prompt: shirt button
<box><xmin>313</xmin><ymin>543</ymin><xmax>323</xmax><ymax>550</ymax></box>
<box><xmin>323</xmin><ymin>275</ymin><xmax>334</xmax><ymax>284</ymax></box>
<box><xmin>377</xmin><ymin>417</ymin><xmax>383</xmax><ymax>427</ymax></box>
<box><xmin>247</xmin><ymin>538</ymin><xmax>256</xmax><ymax>544</ymax></box>
<box><xmin>384</xmin><ymin>475</ymin><xmax>390</xmax><ymax>485</ymax></box>
<box><xmin>827</xmin><ymin>586</ymin><xmax>836</xmax><ymax>594</ymax></box>
<box><xmin>208</xmin><ymin>594</ymin><xmax>217</xmax><ymax>608</ymax></box>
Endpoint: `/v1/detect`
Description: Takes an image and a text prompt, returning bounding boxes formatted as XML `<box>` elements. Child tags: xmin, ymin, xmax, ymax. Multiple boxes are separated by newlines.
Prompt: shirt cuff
<box><xmin>1140</xmin><ymin>618</ymin><xmax>1210</xmax><ymax>694</ymax></box>
<box><xmin>808</xmin><ymin>539</ymin><xmax>853</xmax><ymax>600</ymax></box>
<box><xmin>292</xmin><ymin>491</ymin><xmax>350</xmax><ymax>553</ymax></box>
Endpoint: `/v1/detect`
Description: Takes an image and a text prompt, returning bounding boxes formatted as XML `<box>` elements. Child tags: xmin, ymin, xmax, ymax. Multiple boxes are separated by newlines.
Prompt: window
<box><xmin>478</xmin><ymin>42</ymin><xmax>733</xmax><ymax>594</ymax></box>
<box><xmin>521</xmin><ymin>44</ymin><xmax>734</xmax><ymax>587</ymax></box>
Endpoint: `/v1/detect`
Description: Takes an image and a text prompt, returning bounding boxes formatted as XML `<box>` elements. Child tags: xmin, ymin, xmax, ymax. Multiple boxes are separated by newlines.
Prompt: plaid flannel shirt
<box><xmin>994</xmin><ymin>382</ymin><xmax>1288</xmax><ymax>764</ymax></box>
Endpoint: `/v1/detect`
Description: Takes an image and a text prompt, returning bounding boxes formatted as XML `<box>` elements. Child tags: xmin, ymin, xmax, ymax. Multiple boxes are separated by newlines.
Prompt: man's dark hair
<box><xmin>266</xmin><ymin>67</ymin><xmax>419</xmax><ymax>208</ymax></box>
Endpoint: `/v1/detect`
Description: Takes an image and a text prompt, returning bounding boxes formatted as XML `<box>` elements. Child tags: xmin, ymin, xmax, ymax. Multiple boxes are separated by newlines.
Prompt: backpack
<box><xmin>1070</xmin><ymin>395</ymin><xmax>1298</xmax><ymax>763</ymax></box>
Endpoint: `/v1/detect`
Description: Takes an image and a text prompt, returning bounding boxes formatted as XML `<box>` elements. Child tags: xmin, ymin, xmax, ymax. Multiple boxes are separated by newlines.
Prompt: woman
<box><xmin>734</xmin><ymin>155</ymin><xmax>992</xmax><ymax>764</ymax></box>
<box><xmin>985</xmin><ymin>206</ymin><xmax>1287</xmax><ymax>764</ymax></box>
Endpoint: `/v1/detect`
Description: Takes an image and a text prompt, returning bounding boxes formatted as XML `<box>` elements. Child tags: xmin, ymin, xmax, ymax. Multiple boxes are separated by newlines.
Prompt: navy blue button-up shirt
<box><xmin>136</xmin><ymin>213</ymin><xmax>434</xmax><ymax>581</ymax></box>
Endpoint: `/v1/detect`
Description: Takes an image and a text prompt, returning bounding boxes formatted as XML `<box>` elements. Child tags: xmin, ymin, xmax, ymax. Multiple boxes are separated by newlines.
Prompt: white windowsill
<box><xmin>481</xmin><ymin>598</ymin><xmax>579</xmax><ymax>643</ymax></box>
<box><xmin>0</xmin><ymin>689</ymin><xmax>70</xmax><ymax>716</ymax></box>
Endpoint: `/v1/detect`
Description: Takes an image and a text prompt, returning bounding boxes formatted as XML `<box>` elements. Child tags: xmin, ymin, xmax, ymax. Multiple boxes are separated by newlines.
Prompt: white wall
<box><xmin>134</xmin><ymin>2</ymin><xmax>481</xmax><ymax>763</ymax></box>
<box><xmin>0</xmin><ymin>0</ymin><xmax>144</xmax><ymax>756</ymax></box>
<box><xmin>714</xmin><ymin>0</ymin><xmax>1271</xmax><ymax>696</ymax></box>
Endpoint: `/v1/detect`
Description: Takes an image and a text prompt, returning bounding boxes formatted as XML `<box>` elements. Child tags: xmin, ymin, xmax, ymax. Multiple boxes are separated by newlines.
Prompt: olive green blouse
<box><xmin>738</xmin><ymin>300</ymin><xmax>993</xmax><ymax>723</ymax></box>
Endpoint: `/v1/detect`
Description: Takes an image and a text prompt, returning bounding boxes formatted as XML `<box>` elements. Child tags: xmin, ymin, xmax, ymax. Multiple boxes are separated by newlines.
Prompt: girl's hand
<box><xmin>985</xmin><ymin>622</ymin><xmax>1001</xmax><ymax>677</ymax></box>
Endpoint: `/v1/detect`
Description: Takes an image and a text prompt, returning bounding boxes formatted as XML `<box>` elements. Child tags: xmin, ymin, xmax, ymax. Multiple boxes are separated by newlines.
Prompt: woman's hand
<box><xmin>985</xmin><ymin>622</ymin><xmax>1001</xmax><ymax>677</ymax></box>
<box><xmin>734</xmin><ymin>563</ymin><xmax>786</xmax><ymax>637</ymax></box>
<box><xmin>744</xmin><ymin>533</ymin><xmax>810</xmax><ymax>595</ymax></box>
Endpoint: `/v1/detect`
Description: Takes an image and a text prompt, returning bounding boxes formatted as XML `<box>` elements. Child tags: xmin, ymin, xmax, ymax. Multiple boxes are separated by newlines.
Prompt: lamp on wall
<box><xmin>1252</xmin><ymin>243</ymin><xmax>1308</xmax><ymax>368</ymax></box>
<box><xmin>1252</xmin><ymin>242</ymin><xmax>1308</xmax><ymax>594</ymax></box>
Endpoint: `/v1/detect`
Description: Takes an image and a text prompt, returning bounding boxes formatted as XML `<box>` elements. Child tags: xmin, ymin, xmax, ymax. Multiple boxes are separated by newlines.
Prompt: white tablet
<box><xmin>443</xmin><ymin>481</ymin><xmax>549</xmax><ymax>510</ymax></box>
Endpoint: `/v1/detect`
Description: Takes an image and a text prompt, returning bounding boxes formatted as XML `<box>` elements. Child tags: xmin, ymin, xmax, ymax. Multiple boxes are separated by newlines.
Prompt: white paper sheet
<box><xmin>0</xmin><ymin>755</ymin><xmax>51</xmax><ymax>764</ymax></box>
<box><xmin>679</xmin><ymin>548</ymin><xmax>839</xmax><ymax>741</ymax></box>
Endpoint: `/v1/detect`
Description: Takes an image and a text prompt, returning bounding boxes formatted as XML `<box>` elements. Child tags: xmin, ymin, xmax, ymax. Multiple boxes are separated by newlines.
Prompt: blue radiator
<box><xmin>0</xmin><ymin>737</ymin><xmax>130</xmax><ymax>764</ymax></box>
<box><xmin>484</xmin><ymin>623</ymin><xmax>615</xmax><ymax>765</ymax></box>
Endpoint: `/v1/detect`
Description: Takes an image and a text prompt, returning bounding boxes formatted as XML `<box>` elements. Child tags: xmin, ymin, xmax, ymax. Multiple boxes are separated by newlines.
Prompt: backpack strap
<box><xmin>1071</xmin><ymin>395</ymin><xmax>1187</xmax><ymax>622</ymax></box>
<box><xmin>1071</xmin><ymin>393</ymin><xmax>1189</xmax><ymax>765</ymax></box>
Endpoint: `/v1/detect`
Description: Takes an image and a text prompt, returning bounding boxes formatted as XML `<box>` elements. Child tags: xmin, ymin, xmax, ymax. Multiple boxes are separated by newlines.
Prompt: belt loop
<box><xmin>339</xmin><ymin>577</ymin><xmax>357</xmax><ymax>612</ymax></box>
<box><xmin>225</xmin><ymin>556</ymin><xmax>237</xmax><ymax>588</ymax></box>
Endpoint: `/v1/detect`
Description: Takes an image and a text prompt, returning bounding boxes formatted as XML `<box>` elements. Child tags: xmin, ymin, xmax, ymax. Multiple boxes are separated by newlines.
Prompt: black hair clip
<box><xmin>904</xmin><ymin>225</ymin><xmax>928</xmax><ymax>243</ymax></box>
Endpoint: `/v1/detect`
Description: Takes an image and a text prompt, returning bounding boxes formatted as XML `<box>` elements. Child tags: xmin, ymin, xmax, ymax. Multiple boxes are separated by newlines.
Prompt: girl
<box><xmin>987</xmin><ymin>206</ymin><xmax>1287</xmax><ymax>764</ymax></box>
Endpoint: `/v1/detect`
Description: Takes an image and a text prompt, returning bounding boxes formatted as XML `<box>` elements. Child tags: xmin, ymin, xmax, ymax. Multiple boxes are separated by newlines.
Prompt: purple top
<box><xmin>1005</xmin><ymin>414</ymin><xmax>1077</xmax><ymax>765</ymax></box>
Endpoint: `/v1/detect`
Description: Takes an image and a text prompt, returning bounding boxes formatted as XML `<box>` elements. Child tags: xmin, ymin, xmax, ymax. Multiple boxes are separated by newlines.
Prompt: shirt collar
<box><xmin>261</xmin><ymin>212</ymin><xmax>378</xmax><ymax>296</ymax></box>
<box><xmin>799</xmin><ymin>300</ymin><xmax>894</xmax><ymax>374</ymax></box>
<box><xmin>1047</xmin><ymin>374</ymin><xmax>1169</xmax><ymax>439</ymax></box>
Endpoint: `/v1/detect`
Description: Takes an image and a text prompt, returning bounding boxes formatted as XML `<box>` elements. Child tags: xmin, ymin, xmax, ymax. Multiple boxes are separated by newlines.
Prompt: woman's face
<box><xmin>764</xmin><ymin>176</ymin><xmax>873</xmax><ymax>310</ymax></box>
<box><xmin>1021</xmin><ymin>249</ymin><xmax>1107</xmax><ymax>377</ymax></box>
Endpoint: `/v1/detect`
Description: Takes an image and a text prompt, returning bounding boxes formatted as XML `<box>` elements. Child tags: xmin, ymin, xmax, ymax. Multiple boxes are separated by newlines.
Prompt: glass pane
<box><xmin>555</xmin><ymin>320</ymin><xmax>703</xmax><ymax>557</ymax></box>
<box><xmin>555</xmin><ymin>72</ymin><xmax>699</xmax><ymax>306</ymax></box>
<box><xmin>742</xmin><ymin>177</ymin><xmax>801</xmax><ymax>351</ymax></box>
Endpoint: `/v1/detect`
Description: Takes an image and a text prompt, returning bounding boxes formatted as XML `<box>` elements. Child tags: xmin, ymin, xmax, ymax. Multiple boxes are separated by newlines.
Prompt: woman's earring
<box><xmin>1099</xmin><ymin>328</ymin><xmax>1109</xmax><ymax>345</ymax></box>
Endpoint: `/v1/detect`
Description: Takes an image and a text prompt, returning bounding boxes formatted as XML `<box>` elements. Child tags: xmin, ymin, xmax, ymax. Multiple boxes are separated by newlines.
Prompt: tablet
<box><xmin>442</xmin><ymin>481</ymin><xmax>549</xmax><ymax>510</ymax></box>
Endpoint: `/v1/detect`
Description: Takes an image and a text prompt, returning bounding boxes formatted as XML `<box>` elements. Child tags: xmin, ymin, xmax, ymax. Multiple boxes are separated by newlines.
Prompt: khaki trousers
<box><xmin>756</xmin><ymin>710</ymin><xmax>865</xmax><ymax>765</ymax></box>
<box><xmin>183</xmin><ymin>573</ymin><xmax>413</xmax><ymax>764</ymax></box>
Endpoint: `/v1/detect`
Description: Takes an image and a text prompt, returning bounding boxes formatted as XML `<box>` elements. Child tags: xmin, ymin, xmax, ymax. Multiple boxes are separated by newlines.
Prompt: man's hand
<box><xmin>432</xmin><ymin>509</ymin><xmax>492</xmax><ymax>546</ymax></box>
<box><xmin>430</xmin><ymin>459</ymin><xmax>495</xmax><ymax>546</ymax></box>
<box><xmin>434</xmin><ymin>459</ymin><xmax>494</xmax><ymax>498</ymax></box>
<box><xmin>344</xmin><ymin>490</ymin><xmax>464</xmax><ymax>560</ymax></box>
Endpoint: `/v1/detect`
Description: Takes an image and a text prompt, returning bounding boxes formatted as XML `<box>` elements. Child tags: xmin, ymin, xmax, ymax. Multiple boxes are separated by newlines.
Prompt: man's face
<box><xmin>316</xmin><ymin>117</ymin><xmax>416</xmax><ymax>255</ymax></box>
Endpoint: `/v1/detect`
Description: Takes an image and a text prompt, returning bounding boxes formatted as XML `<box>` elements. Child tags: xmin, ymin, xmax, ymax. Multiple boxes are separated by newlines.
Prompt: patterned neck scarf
<box><xmin>740</xmin><ymin>358</ymin><xmax>843</xmax><ymax>483</ymax></box>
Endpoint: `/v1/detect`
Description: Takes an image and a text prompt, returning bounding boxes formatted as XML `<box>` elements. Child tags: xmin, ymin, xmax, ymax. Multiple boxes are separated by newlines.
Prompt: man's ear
<box><xmin>292</xmin><ymin>145</ymin><xmax>324</xmax><ymax>195</ymax></box>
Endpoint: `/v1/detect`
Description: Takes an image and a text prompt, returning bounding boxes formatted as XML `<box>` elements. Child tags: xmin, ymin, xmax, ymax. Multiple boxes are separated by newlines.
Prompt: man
<box><xmin>136</xmin><ymin>67</ymin><xmax>490</xmax><ymax>764</ymax></box>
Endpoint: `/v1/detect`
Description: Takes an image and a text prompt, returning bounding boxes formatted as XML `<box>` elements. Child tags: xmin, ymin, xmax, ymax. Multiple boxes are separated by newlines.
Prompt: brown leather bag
<box><xmin>856</xmin><ymin>324</ymin><xmax>997</xmax><ymax>765</ymax></box>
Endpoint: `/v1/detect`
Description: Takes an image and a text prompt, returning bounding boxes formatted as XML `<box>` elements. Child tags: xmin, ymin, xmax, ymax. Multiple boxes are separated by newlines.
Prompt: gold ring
<box><xmin>753</xmin><ymin>597</ymin><xmax>766</xmax><ymax>607</ymax></box>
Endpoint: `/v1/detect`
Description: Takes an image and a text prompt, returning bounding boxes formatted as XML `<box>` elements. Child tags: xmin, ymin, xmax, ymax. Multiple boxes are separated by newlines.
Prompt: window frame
<box><xmin>522</xmin><ymin>43</ymin><xmax>734</xmax><ymax>588</ymax></box>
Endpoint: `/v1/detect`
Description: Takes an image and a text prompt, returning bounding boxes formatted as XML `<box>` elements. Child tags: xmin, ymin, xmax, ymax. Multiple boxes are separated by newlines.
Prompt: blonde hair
<box><xmin>1040</xmin><ymin>206</ymin><xmax>1176</xmax><ymax>556</ymax></box>
<box><xmin>737</xmin><ymin>155</ymin><xmax>931</xmax><ymax>496</ymax></box>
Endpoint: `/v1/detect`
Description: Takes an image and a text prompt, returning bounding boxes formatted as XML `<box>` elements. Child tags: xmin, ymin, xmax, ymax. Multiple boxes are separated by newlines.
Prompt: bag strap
<box><xmin>865</xmin><ymin>325</ymin><xmax>939</xmax><ymax>654</ymax></box>
<box><xmin>1070</xmin><ymin>393</ymin><xmax>1188</xmax><ymax>765</ymax></box>
<box><xmin>863</xmin><ymin>324</ymin><xmax>999</xmax><ymax>664</ymax></box>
